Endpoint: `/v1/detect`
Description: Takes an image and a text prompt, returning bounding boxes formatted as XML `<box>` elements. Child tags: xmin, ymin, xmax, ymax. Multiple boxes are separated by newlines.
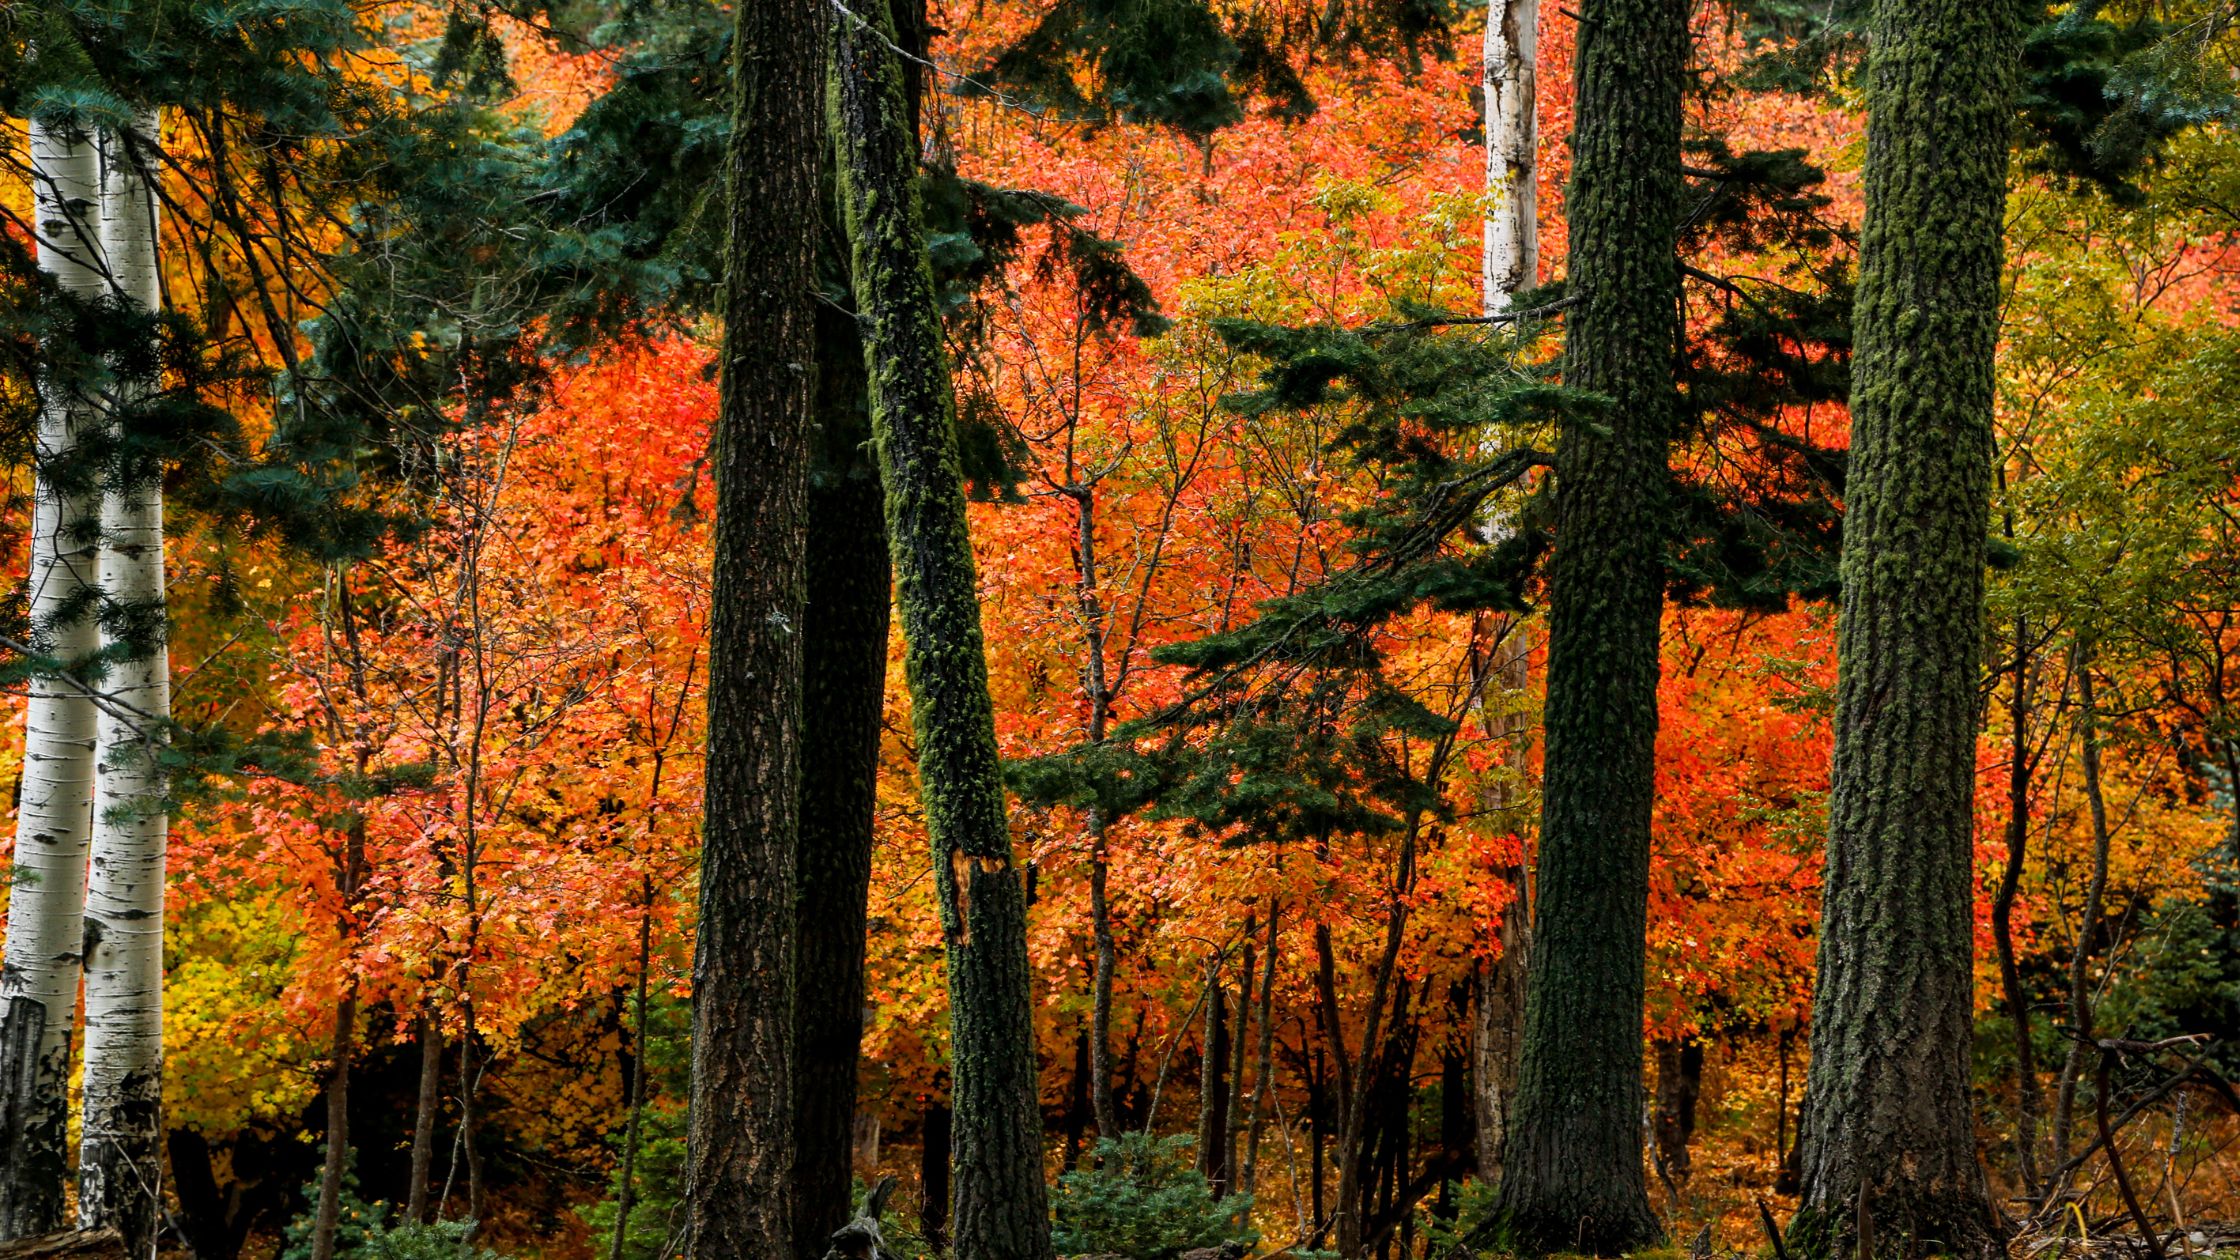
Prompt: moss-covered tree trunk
<box><xmin>1792</xmin><ymin>1</ymin><xmax>2027</xmax><ymax>1253</ymax></box>
<box><xmin>791</xmin><ymin>241</ymin><xmax>893</xmax><ymax>1260</ymax></box>
<box><xmin>831</xmin><ymin>3</ymin><xmax>1055</xmax><ymax>1257</ymax></box>
<box><xmin>1489</xmin><ymin>0</ymin><xmax>1685</xmax><ymax>1252</ymax></box>
<box><xmin>686</xmin><ymin>0</ymin><xmax>822</xmax><ymax>1254</ymax></box>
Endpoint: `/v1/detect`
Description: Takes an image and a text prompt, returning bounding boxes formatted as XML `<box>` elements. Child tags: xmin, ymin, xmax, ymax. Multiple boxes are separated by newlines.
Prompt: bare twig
<box><xmin>2098</xmin><ymin>1047</ymin><xmax>2167</xmax><ymax>1260</ymax></box>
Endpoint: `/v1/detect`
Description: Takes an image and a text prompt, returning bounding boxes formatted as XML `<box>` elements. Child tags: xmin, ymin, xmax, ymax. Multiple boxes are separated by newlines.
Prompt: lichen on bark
<box><xmin>1488</xmin><ymin>0</ymin><xmax>1686</xmax><ymax>1251</ymax></box>
<box><xmin>1791</xmin><ymin>0</ymin><xmax>2030</xmax><ymax>1254</ymax></box>
<box><xmin>830</xmin><ymin>2</ymin><xmax>1055</xmax><ymax>1256</ymax></box>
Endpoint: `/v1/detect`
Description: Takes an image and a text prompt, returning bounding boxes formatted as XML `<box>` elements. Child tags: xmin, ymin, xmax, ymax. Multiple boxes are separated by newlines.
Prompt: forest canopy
<box><xmin>1</xmin><ymin>2</ymin><xmax>2238</xmax><ymax>1260</ymax></box>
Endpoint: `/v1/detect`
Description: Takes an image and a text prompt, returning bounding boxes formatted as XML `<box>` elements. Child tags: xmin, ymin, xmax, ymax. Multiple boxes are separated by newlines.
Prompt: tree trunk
<box><xmin>1309</xmin><ymin>1051</ymin><xmax>1326</xmax><ymax>1239</ymax></box>
<box><xmin>1651</xmin><ymin>1038</ymin><xmax>1702</xmax><ymax>1186</ymax></box>
<box><xmin>1482</xmin><ymin>0</ymin><xmax>1539</xmax><ymax>311</ymax></box>
<box><xmin>2050</xmin><ymin>645</ymin><xmax>2114</xmax><ymax>1185</ymax></box>
<box><xmin>166</xmin><ymin>1126</ymin><xmax>275</xmax><ymax>1260</ymax></box>
<box><xmin>1473</xmin><ymin>0</ymin><xmax>1541</xmax><ymax>1186</ymax></box>
<box><xmin>1197</xmin><ymin>953</ymin><xmax>1231</xmax><ymax>1194</ymax></box>
<box><xmin>1223</xmin><ymin>920</ymin><xmax>1253</xmax><ymax>1193</ymax></box>
<box><xmin>78</xmin><ymin>109</ymin><xmax>170</xmax><ymax>1260</ymax></box>
<box><xmin>1490</xmin><ymin>0</ymin><xmax>1683</xmax><ymax>1249</ymax></box>
<box><xmin>1062</xmin><ymin>1031</ymin><xmax>1090</xmax><ymax>1171</ymax></box>
<box><xmin>459</xmin><ymin>1005</ymin><xmax>485</xmax><ymax>1226</ymax></box>
<box><xmin>1991</xmin><ymin>605</ymin><xmax>2043</xmax><ymax>1196</ymax></box>
<box><xmin>407</xmin><ymin>1004</ymin><xmax>443</xmax><ymax>1224</ymax></box>
<box><xmin>311</xmin><ymin>799</ymin><xmax>369</xmax><ymax>1260</ymax></box>
<box><xmin>791</xmin><ymin>268</ymin><xmax>891</xmax><ymax>1260</ymax></box>
<box><xmin>919</xmin><ymin>1100</ymin><xmax>952</xmax><ymax>1253</ymax></box>
<box><xmin>610</xmin><ymin>891</ymin><xmax>654</xmax><ymax>1260</ymax></box>
<box><xmin>685</xmin><ymin>0</ymin><xmax>823</xmax><ymax>1256</ymax></box>
<box><xmin>1470</xmin><ymin>876</ymin><xmax>1527</xmax><ymax>1190</ymax></box>
<box><xmin>0</xmin><ymin>1228</ymin><xmax>126</xmax><ymax>1259</ymax></box>
<box><xmin>1089</xmin><ymin>835</ymin><xmax>1121</xmax><ymax>1142</ymax></box>
<box><xmin>1793</xmin><ymin>2</ymin><xmax>2026</xmax><ymax>1251</ymax></box>
<box><xmin>1775</xmin><ymin>1026</ymin><xmax>1799</xmax><ymax>1194</ymax></box>
<box><xmin>830</xmin><ymin>5</ymin><xmax>1055</xmax><ymax>1258</ymax></box>
<box><xmin>309</xmin><ymin>990</ymin><xmax>357</xmax><ymax>1260</ymax></box>
<box><xmin>1067</xmin><ymin>445</ymin><xmax>1122</xmax><ymax>1149</ymax></box>
<box><xmin>1333</xmin><ymin>832</ymin><xmax>1417</xmax><ymax>1259</ymax></box>
<box><xmin>0</xmin><ymin>117</ymin><xmax>105</xmax><ymax>1245</ymax></box>
<box><xmin>1438</xmin><ymin>979</ymin><xmax>1472</xmax><ymax>1218</ymax></box>
<box><xmin>1241</xmin><ymin>903</ymin><xmax>1280</xmax><ymax>1197</ymax></box>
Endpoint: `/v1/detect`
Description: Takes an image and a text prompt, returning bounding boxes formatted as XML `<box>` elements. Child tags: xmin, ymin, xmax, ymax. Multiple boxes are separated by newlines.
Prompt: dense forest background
<box><xmin>2</xmin><ymin>0</ymin><xmax>2239</xmax><ymax>1258</ymax></box>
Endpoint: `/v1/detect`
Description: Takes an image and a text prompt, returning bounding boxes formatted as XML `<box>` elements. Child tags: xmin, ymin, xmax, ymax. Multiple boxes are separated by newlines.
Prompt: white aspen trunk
<box><xmin>78</xmin><ymin>108</ymin><xmax>169</xmax><ymax>1260</ymax></box>
<box><xmin>1481</xmin><ymin>0</ymin><xmax>1539</xmax><ymax>314</ymax></box>
<box><xmin>1472</xmin><ymin>0</ymin><xmax>1538</xmax><ymax>1189</ymax></box>
<box><xmin>0</xmin><ymin>117</ymin><xmax>108</xmax><ymax>1242</ymax></box>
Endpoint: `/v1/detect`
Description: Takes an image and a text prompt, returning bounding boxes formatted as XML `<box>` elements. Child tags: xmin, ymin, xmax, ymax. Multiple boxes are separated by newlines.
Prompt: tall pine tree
<box><xmin>792</xmin><ymin>148</ymin><xmax>893</xmax><ymax>1260</ymax></box>
<box><xmin>684</xmin><ymin>0</ymin><xmax>824</xmax><ymax>1257</ymax></box>
<box><xmin>831</xmin><ymin>1</ymin><xmax>1055</xmax><ymax>1255</ymax></box>
<box><xmin>1490</xmin><ymin>0</ymin><xmax>1686</xmax><ymax>1250</ymax></box>
<box><xmin>1791</xmin><ymin>0</ymin><xmax>2029</xmax><ymax>1252</ymax></box>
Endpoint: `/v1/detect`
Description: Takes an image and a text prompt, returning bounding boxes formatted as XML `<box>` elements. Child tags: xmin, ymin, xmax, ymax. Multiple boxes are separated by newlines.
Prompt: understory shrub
<box><xmin>1051</xmin><ymin>1133</ymin><xmax>1257</xmax><ymax>1260</ymax></box>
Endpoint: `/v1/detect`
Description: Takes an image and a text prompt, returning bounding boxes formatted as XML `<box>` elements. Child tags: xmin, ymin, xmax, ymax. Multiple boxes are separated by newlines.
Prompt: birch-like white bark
<box><xmin>1482</xmin><ymin>0</ymin><xmax>1539</xmax><ymax>314</ymax></box>
<box><xmin>78</xmin><ymin>108</ymin><xmax>170</xmax><ymax>1259</ymax></box>
<box><xmin>0</xmin><ymin>117</ymin><xmax>107</xmax><ymax>1242</ymax></box>
<box><xmin>1473</xmin><ymin>0</ymin><xmax>1538</xmax><ymax>1189</ymax></box>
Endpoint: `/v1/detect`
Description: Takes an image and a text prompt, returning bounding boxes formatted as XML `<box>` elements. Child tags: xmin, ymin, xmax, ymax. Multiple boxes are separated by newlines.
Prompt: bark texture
<box><xmin>309</xmin><ymin>993</ymin><xmax>357</xmax><ymax>1260</ymax></box>
<box><xmin>685</xmin><ymin>0</ymin><xmax>823</xmax><ymax>1254</ymax></box>
<box><xmin>1793</xmin><ymin>1</ymin><xmax>2027</xmax><ymax>1252</ymax></box>
<box><xmin>78</xmin><ymin>110</ymin><xmax>169</xmax><ymax>1260</ymax></box>
<box><xmin>791</xmin><ymin>263</ymin><xmax>891</xmax><ymax>1260</ymax></box>
<box><xmin>831</xmin><ymin>2</ymin><xmax>1054</xmax><ymax>1254</ymax></box>
<box><xmin>1473</xmin><ymin>0</ymin><xmax>1539</xmax><ymax>1165</ymax></box>
<box><xmin>1489</xmin><ymin>0</ymin><xmax>1684</xmax><ymax>1250</ymax></box>
<box><xmin>407</xmin><ymin>1006</ymin><xmax>443</xmax><ymax>1224</ymax></box>
<box><xmin>1652</xmin><ymin>1038</ymin><xmax>1702</xmax><ymax>1185</ymax></box>
<box><xmin>1481</xmin><ymin>0</ymin><xmax>1539</xmax><ymax>312</ymax></box>
<box><xmin>2051</xmin><ymin>647</ymin><xmax>2112</xmax><ymax>1189</ymax></box>
<box><xmin>1195</xmin><ymin>955</ymin><xmax>1230</xmax><ymax>1194</ymax></box>
<box><xmin>0</xmin><ymin>117</ymin><xmax>105</xmax><ymax>1244</ymax></box>
<box><xmin>1991</xmin><ymin>606</ymin><xmax>2042</xmax><ymax>1194</ymax></box>
<box><xmin>1470</xmin><ymin>856</ymin><xmax>1528</xmax><ymax>1189</ymax></box>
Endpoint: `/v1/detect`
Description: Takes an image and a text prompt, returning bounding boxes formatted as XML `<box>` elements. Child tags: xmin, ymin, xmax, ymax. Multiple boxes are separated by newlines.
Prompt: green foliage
<box><xmin>2095</xmin><ymin>878</ymin><xmax>2240</xmax><ymax>1080</ymax></box>
<box><xmin>347</xmin><ymin>1223</ymin><xmax>505</xmax><ymax>1260</ymax></box>
<box><xmin>280</xmin><ymin>1151</ymin><xmax>502</xmax><ymax>1260</ymax></box>
<box><xmin>976</xmin><ymin>0</ymin><xmax>1245</xmax><ymax>138</ymax></box>
<box><xmin>1010</xmin><ymin>131</ymin><xmax>1855</xmax><ymax>833</ymax></box>
<box><xmin>538</xmin><ymin>0</ymin><xmax>731</xmax><ymax>325</ymax></box>
<box><xmin>1050</xmin><ymin>1134</ymin><xmax>1257</xmax><ymax>1260</ymax></box>
<box><xmin>1668</xmin><ymin>140</ymin><xmax>1853</xmax><ymax>610</ymax></box>
<box><xmin>2017</xmin><ymin>3</ymin><xmax>2235</xmax><ymax>203</ymax></box>
<box><xmin>278</xmin><ymin>1152</ymin><xmax>381</xmax><ymax>1260</ymax></box>
<box><xmin>1415</xmin><ymin>1179</ymin><xmax>1497</xmax><ymax>1259</ymax></box>
<box><xmin>967</xmin><ymin>0</ymin><xmax>1467</xmax><ymax>139</ymax></box>
<box><xmin>578</xmin><ymin>988</ymin><xmax>692</xmax><ymax>1260</ymax></box>
<box><xmin>1727</xmin><ymin>0</ymin><xmax>2235</xmax><ymax>202</ymax></box>
<box><xmin>1009</xmin><ymin>294</ymin><xmax>1571</xmax><ymax>839</ymax></box>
